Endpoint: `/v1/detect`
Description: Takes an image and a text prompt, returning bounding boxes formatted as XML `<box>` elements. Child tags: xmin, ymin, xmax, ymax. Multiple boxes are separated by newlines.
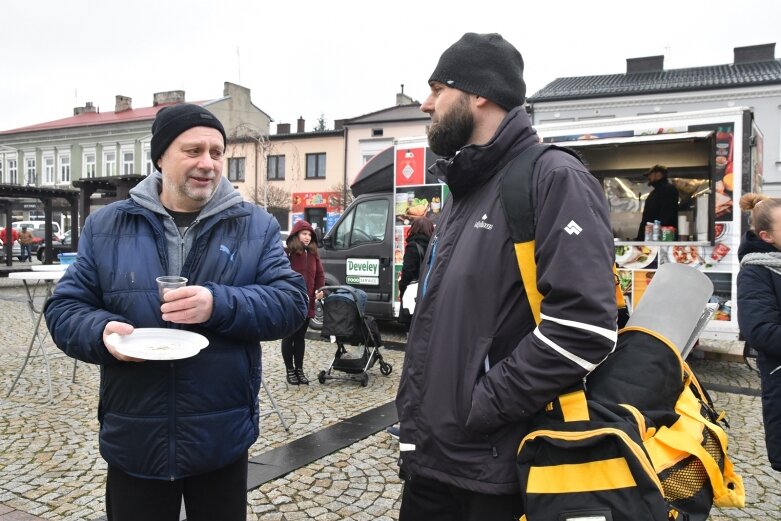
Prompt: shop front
<box><xmin>290</xmin><ymin>191</ymin><xmax>343</xmax><ymax>234</ymax></box>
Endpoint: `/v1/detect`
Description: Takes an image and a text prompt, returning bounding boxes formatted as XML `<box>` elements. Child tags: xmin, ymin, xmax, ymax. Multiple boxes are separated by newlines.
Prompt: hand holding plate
<box><xmin>103</xmin><ymin>321</ymin><xmax>144</xmax><ymax>362</ymax></box>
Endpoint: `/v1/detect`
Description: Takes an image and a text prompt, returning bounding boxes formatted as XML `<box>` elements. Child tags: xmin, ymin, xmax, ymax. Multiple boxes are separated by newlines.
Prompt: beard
<box><xmin>427</xmin><ymin>93</ymin><xmax>474</xmax><ymax>158</ymax></box>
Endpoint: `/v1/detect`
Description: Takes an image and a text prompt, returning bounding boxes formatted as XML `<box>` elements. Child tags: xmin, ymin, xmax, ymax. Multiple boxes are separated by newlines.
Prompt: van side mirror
<box><xmin>322</xmin><ymin>234</ymin><xmax>333</xmax><ymax>248</ymax></box>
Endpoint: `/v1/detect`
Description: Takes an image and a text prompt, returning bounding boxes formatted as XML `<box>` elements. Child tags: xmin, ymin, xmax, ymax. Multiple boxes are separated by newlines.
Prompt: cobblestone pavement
<box><xmin>0</xmin><ymin>279</ymin><xmax>779</xmax><ymax>520</ymax></box>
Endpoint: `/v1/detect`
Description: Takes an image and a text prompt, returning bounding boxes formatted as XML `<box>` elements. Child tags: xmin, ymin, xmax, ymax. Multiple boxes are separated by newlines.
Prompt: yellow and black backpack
<box><xmin>502</xmin><ymin>145</ymin><xmax>744</xmax><ymax>520</ymax></box>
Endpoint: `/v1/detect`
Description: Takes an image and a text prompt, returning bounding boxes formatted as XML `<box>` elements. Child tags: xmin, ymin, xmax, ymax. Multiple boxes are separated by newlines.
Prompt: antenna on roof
<box><xmin>237</xmin><ymin>46</ymin><xmax>241</xmax><ymax>84</ymax></box>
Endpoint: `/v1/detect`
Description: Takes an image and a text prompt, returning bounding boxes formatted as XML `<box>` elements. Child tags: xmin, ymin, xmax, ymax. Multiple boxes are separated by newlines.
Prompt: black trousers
<box><xmin>399</xmin><ymin>474</ymin><xmax>523</xmax><ymax>521</ymax></box>
<box><xmin>281</xmin><ymin>318</ymin><xmax>310</xmax><ymax>370</ymax></box>
<box><xmin>106</xmin><ymin>451</ymin><xmax>248</xmax><ymax>521</ymax></box>
<box><xmin>758</xmin><ymin>352</ymin><xmax>781</xmax><ymax>471</ymax></box>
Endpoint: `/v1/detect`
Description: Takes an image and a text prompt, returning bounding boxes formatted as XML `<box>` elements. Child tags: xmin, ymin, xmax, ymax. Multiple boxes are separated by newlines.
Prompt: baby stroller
<box><xmin>317</xmin><ymin>285</ymin><xmax>392</xmax><ymax>387</ymax></box>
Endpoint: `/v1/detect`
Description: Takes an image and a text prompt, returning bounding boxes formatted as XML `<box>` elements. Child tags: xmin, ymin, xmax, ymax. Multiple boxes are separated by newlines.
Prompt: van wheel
<box><xmin>309</xmin><ymin>300</ymin><xmax>324</xmax><ymax>330</ymax></box>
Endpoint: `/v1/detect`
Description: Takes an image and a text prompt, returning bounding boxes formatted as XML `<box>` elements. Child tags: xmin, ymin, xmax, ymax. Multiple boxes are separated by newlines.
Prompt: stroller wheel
<box><xmin>360</xmin><ymin>373</ymin><xmax>369</xmax><ymax>387</ymax></box>
<box><xmin>380</xmin><ymin>362</ymin><xmax>392</xmax><ymax>376</ymax></box>
<box><xmin>318</xmin><ymin>370</ymin><xmax>327</xmax><ymax>384</ymax></box>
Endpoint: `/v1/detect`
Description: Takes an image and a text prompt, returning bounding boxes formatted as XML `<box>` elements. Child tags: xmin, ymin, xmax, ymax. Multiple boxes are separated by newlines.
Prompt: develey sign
<box><xmin>346</xmin><ymin>259</ymin><xmax>379</xmax><ymax>277</ymax></box>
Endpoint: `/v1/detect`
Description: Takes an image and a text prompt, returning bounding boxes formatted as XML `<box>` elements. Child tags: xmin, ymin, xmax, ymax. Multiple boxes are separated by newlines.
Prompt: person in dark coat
<box><xmin>282</xmin><ymin>220</ymin><xmax>325</xmax><ymax>385</ymax></box>
<box><xmin>44</xmin><ymin>104</ymin><xmax>308</xmax><ymax>521</ymax></box>
<box><xmin>395</xmin><ymin>33</ymin><xmax>616</xmax><ymax>520</ymax></box>
<box><xmin>398</xmin><ymin>215</ymin><xmax>434</xmax><ymax>310</ymax></box>
<box><xmin>737</xmin><ymin>192</ymin><xmax>781</xmax><ymax>472</ymax></box>
<box><xmin>636</xmin><ymin>164</ymin><xmax>680</xmax><ymax>240</ymax></box>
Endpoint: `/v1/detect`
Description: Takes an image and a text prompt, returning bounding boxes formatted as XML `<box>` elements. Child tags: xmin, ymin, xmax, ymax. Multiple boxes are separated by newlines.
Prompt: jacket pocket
<box><xmin>459</xmin><ymin>336</ymin><xmax>494</xmax><ymax>426</ymax></box>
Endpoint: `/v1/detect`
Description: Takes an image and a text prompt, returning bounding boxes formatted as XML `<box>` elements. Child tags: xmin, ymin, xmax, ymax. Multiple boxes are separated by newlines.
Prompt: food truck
<box><xmin>318</xmin><ymin>107</ymin><xmax>763</xmax><ymax>355</ymax></box>
<box><xmin>535</xmin><ymin>107</ymin><xmax>763</xmax><ymax>354</ymax></box>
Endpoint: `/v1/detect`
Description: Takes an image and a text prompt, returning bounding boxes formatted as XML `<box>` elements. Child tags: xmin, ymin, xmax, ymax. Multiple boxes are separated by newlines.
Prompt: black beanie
<box><xmin>429</xmin><ymin>32</ymin><xmax>526</xmax><ymax>111</ymax></box>
<box><xmin>150</xmin><ymin>103</ymin><xmax>227</xmax><ymax>168</ymax></box>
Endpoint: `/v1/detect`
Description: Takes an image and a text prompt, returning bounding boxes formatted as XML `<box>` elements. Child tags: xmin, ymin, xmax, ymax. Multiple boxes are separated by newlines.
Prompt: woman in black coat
<box><xmin>398</xmin><ymin>216</ymin><xmax>434</xmax><ymax>329</ymax></box>
<box><xmin>737</xmin><ymin>192</ymin><xmax>781</xmax><ymax>471</ymax></box>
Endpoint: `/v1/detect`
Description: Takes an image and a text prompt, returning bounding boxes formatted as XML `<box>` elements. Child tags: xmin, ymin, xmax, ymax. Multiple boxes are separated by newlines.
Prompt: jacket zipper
<box><xmin>168</xmin><ymin>361</ymin><xmax>176</xmax><ymax>480</ymax></box>
<box><xmin>421</xmin><ymin>235</ymin><xmax>439</xmax><ymax>297</ymax></box>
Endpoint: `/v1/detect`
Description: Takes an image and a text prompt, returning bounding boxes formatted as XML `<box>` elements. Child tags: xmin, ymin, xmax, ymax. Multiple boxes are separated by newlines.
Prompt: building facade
<box><xmin>0</xmin><ymin>82</ymin><xmax>270</xmax><ymax>230</ymax></box>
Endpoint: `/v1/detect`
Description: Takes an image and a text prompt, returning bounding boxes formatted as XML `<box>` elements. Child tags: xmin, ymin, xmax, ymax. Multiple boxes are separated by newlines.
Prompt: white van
<box><xmin>12</xmin><ymin>220</ymin><xmax>61</xmax><ymax>236</ymax></box>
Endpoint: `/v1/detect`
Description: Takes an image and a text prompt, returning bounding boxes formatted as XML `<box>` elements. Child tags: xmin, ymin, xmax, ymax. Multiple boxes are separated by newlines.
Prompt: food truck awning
<box><xmin>555</xmin><ymin>130</ymin><xmax>714</xmax><ymax>148</ymax></box>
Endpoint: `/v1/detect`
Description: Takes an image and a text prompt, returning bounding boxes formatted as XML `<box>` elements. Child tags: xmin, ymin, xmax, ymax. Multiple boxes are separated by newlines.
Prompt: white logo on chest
<box><xmin>474</xmin><ymin>213</ymin><xmax>494</xmax><ymax>230</ymax></box>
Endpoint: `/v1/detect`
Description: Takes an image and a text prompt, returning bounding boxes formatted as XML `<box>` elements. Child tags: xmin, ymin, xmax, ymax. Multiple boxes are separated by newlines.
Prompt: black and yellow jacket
<box><xmin>395</xmin><ymin>107</ymin><xmax>617</xmax><ymax>494</ymax></box>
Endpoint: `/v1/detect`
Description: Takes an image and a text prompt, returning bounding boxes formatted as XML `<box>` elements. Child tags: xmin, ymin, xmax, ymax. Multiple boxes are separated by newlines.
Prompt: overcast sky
<box><xmin>1</xmin><ymin>0</ymin><xmax>779</xmax><ymax>132</ymax></box>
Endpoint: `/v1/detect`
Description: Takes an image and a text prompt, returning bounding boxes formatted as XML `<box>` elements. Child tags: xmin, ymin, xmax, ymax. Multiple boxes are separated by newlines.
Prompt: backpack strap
<box><xmin>500</xmin><ymin>143</ymin><xmax>583</xmax><ymax>325</ymax></box>
<box><xmin>414</xmin><ymin>241</ymin><xmax>425</xmax><ymax>265</ymax></box>
<box><xmin>500</xmin><ymin>143</ymin><xmax>627</xmax><ymax>326</ymax></box>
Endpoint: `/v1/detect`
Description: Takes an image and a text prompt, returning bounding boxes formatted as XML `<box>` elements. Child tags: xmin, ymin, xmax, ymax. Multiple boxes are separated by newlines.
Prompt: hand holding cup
<box><xmin>156</xmin><ymin>276</ymin><xmax>188</xmax><ymax>302</ymax></box>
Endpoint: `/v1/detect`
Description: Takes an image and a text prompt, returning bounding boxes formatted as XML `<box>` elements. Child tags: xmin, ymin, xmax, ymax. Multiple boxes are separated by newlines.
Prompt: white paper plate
<box><xmin>108</xmin><ymin>328</ymin><xmax>209</xmax><ymax>360</ymax></box>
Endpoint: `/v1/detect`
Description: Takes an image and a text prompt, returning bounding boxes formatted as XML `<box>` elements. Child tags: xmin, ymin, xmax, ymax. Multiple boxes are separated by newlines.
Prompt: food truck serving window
<box><xmin>559</xmin><ymin>131</ymin><xmax>716</xmax><ymax>244</ymax></box>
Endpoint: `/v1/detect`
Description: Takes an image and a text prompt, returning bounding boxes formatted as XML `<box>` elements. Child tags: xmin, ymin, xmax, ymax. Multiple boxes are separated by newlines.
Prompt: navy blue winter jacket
<box><xmin>44</xmin><ymin>191</ymin><xmax>307</xmax><ymax>480</ymax></box>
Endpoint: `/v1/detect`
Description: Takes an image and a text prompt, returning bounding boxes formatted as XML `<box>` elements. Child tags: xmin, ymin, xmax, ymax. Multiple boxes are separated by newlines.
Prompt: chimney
<box><xmin>115</xmin><ymin>95</ymin><xmax>132</xmax><ymax>112</ymax></box>
<box><xmin>626</xmin><ymin>55</ymin><xmax>665</xmax><ymax>74</ymax></box>
<box><xmin>734</xmin><ymin>43</ymin><xmax>776</xmax><ymax>64</ymax></box>
<box><xmin>223</xmin><ymin>81</ymin><xmax>250</xmax><ymax>98</ymax></box>
<box><xmin>277</xmin><ymin>123</ymin><xmax>291</xmax><ymax>134</ymax></box>
<box><xmin>297</xmin><ymin>117</ymin><xmax>305</xmax><ymax>133</ymax></box>
<box><xmin>73</xmin><ymin>101</ymin><xmax>98</xmax><ymax>116</ymax></box>
<box><xmin>396</xmin><ymin>83</ymin><xmax>414</xmax><ymax>105</ymax></box>
<box><xmin>153</xmin><ymin>90</ymin><xmax>186</xmax><ymax>106</ymax></box>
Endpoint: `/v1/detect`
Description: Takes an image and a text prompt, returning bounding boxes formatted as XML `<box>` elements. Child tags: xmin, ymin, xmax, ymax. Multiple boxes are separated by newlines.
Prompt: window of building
<box><xmin>122</xmin><ymin>150</ymin><xmax>134</xmax><ymax>176</ymax></box>
<box><xmin>84</xmin><ymin>152</ymin><xmax>96</xmax><ymax>178</ymax></box>
<box><xmin>305</xmin><ymin>153</ymin><xmax>326</xmax><ymax>179</ymax></box>
<box><xmin>59</xmin><ymin>153</ymin><xmax>70</xmax><ymax>183</ymax></box>
<box><xmin>25</xmin><ymin>158</ymin><xmax>36</xmax><ymax>185</ymax></box>
<box><xmin>228</xmin><ymin>157</ymin><xmax>245</xmax><ymax>182</ymax></box>
<box><xmin>43</xmin><ymin>155</ymin><xmax>55</xmax><ymax>185</ymax></box>
<box><xmin>145</xmin><ymin>149</ymin><xmax>154</xmax><ymax>175</ymax></box>
<box><xmin>8</xmin><ymin>158</ymin><xmax>18</xmax><ymax>184</ymax></box>
<box><xmin>267</xmin><ymin>155</ymin><xmax>285</xmax><ymax>180</ymax></box>
<box><xmin>372</xmin><ymin>128</ymin><xmax>384</xmax><ymax>137</ymax></box>
<box><xmin>104</xmin><ymin>151</ymin><xmax>116</xmax><ymax>177</ymax></box>
<box><xmin>0</xmin><ymin>157</ymin><xmax>3</xmax><ymax>183</ymax></box>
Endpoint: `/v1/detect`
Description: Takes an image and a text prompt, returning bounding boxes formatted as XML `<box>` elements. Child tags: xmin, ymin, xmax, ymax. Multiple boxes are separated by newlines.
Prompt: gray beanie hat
<box><xmin>429</xmin><ymin>32</ymin><xmax>526</xmax><ymax>111</ymax></box>
<box><xmin>151</xmin><ymin>103</ymin><xmax>227</xmax><ymax>167</ymax></box>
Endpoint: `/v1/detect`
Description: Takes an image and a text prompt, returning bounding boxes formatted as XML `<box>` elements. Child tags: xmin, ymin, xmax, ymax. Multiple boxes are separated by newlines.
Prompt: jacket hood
<box><xmin>288</xmin><ymin>220</ymin><xmax>317</xmax><ymax>245</ymax></box>
<box><xmin>738</xmin><ymin>230</ymin><xmax>780</xmax><ymax>259</ymax></box>
<box><xmin>428</xmin><ymin>107</ymin><xmax>538</xmax><ymax>198</ymax></box>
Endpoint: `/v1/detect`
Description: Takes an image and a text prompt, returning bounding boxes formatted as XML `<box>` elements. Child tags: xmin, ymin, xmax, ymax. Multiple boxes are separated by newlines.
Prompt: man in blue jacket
<box><xmin>45</xmin><ymin>103</ymin><xmax>308</xmax><ymax>521</ymax></box>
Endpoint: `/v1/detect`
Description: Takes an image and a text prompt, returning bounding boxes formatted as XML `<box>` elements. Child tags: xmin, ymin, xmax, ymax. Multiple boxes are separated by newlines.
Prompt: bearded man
<box><xmin>395</xmin><ymin>33</ymin><xmax>618</xmax><ymax>520</ymax></box>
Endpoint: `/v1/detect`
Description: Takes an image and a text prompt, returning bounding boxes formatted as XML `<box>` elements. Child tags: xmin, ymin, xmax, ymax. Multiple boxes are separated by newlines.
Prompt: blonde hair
<box><xmin>740</xmin><ymin>192</ymin><xmax>781</xmax><ymax>233</ymax></box>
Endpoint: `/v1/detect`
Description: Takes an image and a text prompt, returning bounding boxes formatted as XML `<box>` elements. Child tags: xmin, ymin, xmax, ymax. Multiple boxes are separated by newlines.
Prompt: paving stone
<box><xmin>1</xmin><ymin>282</ymin><xmax>780</xmax><ymax>520</ymax></box>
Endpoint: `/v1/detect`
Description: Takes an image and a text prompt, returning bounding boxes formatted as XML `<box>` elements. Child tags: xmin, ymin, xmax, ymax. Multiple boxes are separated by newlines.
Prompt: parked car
<box><xmin>35</xmin><ymin>230</ymin><xmax>73</xmax><ymax>262</ymax></box>
<box><xmin>12</xmin><ymin>229</ymin><xmax>64</xmax><ymax>261</ymax></box>
<box><xmin>12</xmin><ymin>220</ymin><xmax>62</xmax><ymax>237</ymax></box>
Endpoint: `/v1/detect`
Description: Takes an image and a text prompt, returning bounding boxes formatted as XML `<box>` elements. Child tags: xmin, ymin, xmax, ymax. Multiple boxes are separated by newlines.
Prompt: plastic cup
<box><xmin>156</xmin><ymin>276</ymin><xmax>187</xmax><ymax>302</ymax></box>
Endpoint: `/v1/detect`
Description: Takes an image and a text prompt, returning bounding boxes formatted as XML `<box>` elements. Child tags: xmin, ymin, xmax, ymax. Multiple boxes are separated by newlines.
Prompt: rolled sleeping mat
<box><xmin>625</xmin><ymin>263</ymin><xmax>713</xmax><ymax>354</ymax></box>
<box><xmin>587</xmin><ymin>264</ymin><xmax>714</xmax><ymax>412</ymax></box>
